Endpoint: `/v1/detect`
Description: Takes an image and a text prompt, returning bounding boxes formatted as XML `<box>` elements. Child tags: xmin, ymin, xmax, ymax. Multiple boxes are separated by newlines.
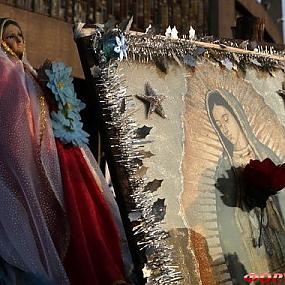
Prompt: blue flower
<box><xmin>101</xmin><ymin>33</ymin><xmax>128</xmax><ymax>61</ymax></box>
<box><xmin>45</xmin><ymin>62</ymin><xmax>75</xmax><ymax>106</ymax></box>
<box><xmin>45</xmin><ymin>61</ymin><xmax>89</xmax><ymax>147</ymax></box>
<box><xmin>113</xmin><ymin>34</ymin><xmax>128</xmax><ymax>61</ymax></box>
<box><xmin>71</xmin><ymin>96</ymin><xmax>86</xmax><ymax>112</ymax></box>
<box><xmin>51</xmin><ymin>110</ymin><xmax>71</xmax><ymax>127</ymax></box>
<box><xmin>63</xmin><ymin>98</ymin><xmax>85</xmax><ymax>121</ymax></box>
<box><xmin>50</xmin><ymin>110</ymin><xmax>89</xmax><ymax>147</ymax></box>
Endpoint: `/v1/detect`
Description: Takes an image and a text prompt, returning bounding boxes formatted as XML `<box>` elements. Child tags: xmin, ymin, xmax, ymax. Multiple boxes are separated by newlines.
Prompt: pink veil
<box><xmin>0</xmin><ymin>18</ymin><xmax>69</xmax><ymax>284</ymax></box>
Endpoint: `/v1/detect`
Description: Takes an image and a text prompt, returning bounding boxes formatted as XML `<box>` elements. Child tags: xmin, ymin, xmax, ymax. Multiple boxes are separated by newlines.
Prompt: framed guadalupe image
<box><xmin>75</xmin><ymin>24</ymin><xmax>285</xmax><ymax>285</ymax></box>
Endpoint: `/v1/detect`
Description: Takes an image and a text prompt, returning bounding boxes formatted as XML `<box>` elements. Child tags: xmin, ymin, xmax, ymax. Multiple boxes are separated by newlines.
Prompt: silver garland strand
<box><xmin>96</xmin><ymin>52</ymin><xmax>182</xmax><ymax>283</ymax></box>
<box><xmin>126</xmin><ymin>33</ymin><xmax>285</xmax><ymax>71</ymax></box>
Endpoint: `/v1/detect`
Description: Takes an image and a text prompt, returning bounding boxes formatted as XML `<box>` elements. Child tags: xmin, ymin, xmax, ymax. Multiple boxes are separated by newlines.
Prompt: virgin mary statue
<box><xmin>0</xmin><ymin>18</ymin><xmax>131</xmax><ymax>285</ymax></box>
<box><xmin>207</xmin><ymin>90</ymin><xmax>285</xmax><ymax>283</ymax></box>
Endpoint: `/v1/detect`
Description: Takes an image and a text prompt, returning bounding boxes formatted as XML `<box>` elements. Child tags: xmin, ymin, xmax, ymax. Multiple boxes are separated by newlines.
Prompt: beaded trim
<box><xmin>24</xmin><ymin>67</ymin><xmax>47</xmax><ymax>146</ymax></box>
<box><xmin>39</xmin><ymin>94</ymin><xmax>47</xmax><ymax>144</ymax></box>
<box><xmin>0</xmin><ymin>41</ymin><xmax>18</xmax><ymax>59</ymax></box>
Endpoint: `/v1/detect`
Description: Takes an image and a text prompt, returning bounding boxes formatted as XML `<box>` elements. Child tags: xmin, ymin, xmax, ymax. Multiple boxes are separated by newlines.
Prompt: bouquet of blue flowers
<box><xmin>39</xmin><ymin>61</ymin><xmax>89</xmax><ymax>146</ymax></box>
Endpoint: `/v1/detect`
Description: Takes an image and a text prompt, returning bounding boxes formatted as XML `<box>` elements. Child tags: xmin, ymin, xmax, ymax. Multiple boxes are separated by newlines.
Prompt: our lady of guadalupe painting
<box><xmin>75</xmin><ymin>25</ymin><xmax>285</xmax><ymax>284</ymax></box>
<box><xmin>180</xmin><ymin>62</ymin><xmax>285</xmax><ymax>284</ymax></box>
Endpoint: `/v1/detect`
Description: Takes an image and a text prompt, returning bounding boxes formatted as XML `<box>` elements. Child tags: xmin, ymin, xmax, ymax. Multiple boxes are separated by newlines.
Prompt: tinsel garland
<box><xmin>126</xmin><ymin>33</ymin><xmax>285</xmax><ymax>71</ymax></box>
<box><xmin>96</xmin><ymin>58</ymin><xmax>182</xmax><ymax>284</ymax></box>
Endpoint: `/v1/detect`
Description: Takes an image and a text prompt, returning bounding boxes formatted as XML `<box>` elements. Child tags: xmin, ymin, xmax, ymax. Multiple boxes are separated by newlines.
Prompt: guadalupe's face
<box><xmin>212</xmin><ymin>104</ymin><xmax>240</xmax><ymax>146</ymax></box>
<box><xmin>2</xmin><ymin>24</ymin><xmax>25</xmax><ymax>58</ymax></box>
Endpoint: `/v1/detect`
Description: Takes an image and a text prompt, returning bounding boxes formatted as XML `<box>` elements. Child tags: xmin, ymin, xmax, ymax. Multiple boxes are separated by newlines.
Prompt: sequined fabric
<box><xmin>0</xmin><ymin>48</ymin><xmax>69</xmax><ymax>284</ymax></box>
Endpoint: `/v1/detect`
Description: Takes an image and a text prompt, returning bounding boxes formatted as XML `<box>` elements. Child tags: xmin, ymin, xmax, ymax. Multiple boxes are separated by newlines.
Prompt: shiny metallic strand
<box><xmin>126</xmin><ymin>33</ymin><xmax>285</xmax><ymax>71</ymax></box>
<box><xmin>95</xmin><ymin>53</ymin><xmax>182</xmax><ymax>283</ymax></box>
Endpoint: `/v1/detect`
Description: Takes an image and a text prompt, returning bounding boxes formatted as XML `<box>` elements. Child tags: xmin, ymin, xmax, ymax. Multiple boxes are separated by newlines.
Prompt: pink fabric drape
<box><xmin>0</xmin><ymin>53</ymin><xmax>69</xmax><ymax>284</ymax></box>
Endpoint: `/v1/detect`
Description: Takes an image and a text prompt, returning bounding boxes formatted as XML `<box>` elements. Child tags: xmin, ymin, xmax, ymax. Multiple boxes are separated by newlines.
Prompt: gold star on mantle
<box><xmin>136</xmin><ymin>82</ymin><xmax>167</xmax><ymax>119</ymax></box>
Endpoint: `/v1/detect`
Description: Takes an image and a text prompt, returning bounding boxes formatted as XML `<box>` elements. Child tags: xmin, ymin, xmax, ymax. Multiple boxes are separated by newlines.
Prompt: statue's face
<box><xmin>2</xmin><ymin>24</ymin><xmax>25</xmax><ymax>58</ymax></box>
<box><xmin>212</xmin><ymin>104</ymin><xmax>240</xmax><ymax>146</ymax></box>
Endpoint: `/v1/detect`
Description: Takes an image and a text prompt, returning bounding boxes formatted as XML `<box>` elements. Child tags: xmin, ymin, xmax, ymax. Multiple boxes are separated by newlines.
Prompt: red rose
<box><xmin>271</xmin><ymin>164</ymin><xmax>285</xmax><ymax>192</ymax></box>
<box><xmin>244</xmin><ymin>158</ymin><xmax>285</xmax><ymax>192</ymax></box>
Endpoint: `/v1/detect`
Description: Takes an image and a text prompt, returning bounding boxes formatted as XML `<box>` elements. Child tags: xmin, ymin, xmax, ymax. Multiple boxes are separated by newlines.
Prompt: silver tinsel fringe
<box><xmin>97</xmin><ymin>61</ymin><xmax>182</xmax><ymax>284</ymax></box>
<box><xmin>126</xmin><ymin>33</ymin><xmax>285</xmax><ymax>71</ymax></box>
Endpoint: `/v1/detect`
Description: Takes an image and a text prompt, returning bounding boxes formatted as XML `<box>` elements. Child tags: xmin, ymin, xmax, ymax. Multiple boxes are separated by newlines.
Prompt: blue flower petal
<box><xmin>46</xmin><ymin>62</ymin><xmax>89</xmax><ymax>146</ymax></box>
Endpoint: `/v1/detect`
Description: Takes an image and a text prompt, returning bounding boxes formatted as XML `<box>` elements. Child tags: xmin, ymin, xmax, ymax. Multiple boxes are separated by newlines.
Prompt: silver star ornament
<box><xmin>136</xmin><ymin>82</ymin><xmax>167</xmax><ymax>119</ymax></box>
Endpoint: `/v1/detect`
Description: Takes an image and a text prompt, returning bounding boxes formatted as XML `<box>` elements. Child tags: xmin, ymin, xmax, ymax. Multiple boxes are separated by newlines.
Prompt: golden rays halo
<box><xmin>180</xmin><ymin>59</ymin><xmax>285</xmax><ymax>285</ymax></box>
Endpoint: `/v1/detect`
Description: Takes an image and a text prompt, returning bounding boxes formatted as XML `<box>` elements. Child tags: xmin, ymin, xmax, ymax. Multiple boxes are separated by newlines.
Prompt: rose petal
<box><xmin>244</xmin><ymin>159</ymin><xmax>276</xmax><ymax>190</ymax></box>
<box><xmin>271</xmin><ymin>166</ymin><xmax>285</xmax><ymax>192</ymax></box>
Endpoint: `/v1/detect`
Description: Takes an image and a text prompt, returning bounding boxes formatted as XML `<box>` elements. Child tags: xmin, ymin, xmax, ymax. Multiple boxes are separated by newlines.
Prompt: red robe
<box><xmin>56</xmin><ymin>141</ymin><xmax>127</xmax><ymax>285</ymax></box>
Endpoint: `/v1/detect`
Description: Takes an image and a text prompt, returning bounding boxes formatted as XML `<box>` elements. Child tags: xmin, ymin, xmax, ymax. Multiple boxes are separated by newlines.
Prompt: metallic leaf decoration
<box><xmin>154</xmin><ymin>56</ymin><xmax>168</xmax><ymax>73</ymax></box>
<box><xmin>139</xmin><ymin>150</ymin><xmax>154</xmax><ymax>159</ymax></box>
<box><xmin>136</xmin><ymin>83</ymin><xmax>167</xmax><ymax>119</ymax></box>
<box><xmin>135</xmin><ymin>165</ymin><xmax>148</xmax><ymax>178</ymax></box>
<box><xmin>248</xmin><ymin>40</ymin><xmax>258</xmax><ymax>51</ymax></box>
<box><xmin>195</xmin><ymin>47</ymin><xmax>206</xmax><ymax>55</ymax></box>
<box><xmin>151</xmin><ymin>198</ymin><xmax>166</xmax><ymax>222</ymax></box>
<box><xmin>136</xmin><ymin>125</ymin><xmax>152</xmax><ymax>139</ymax></box>
<box><xmin>128</xmin><ymin>211</ymin><xmax>142</xmax><ymax>222</ymax></box>
<box><xmin>221</xmin><ymin>58</ymin><xmax>233</xmax><ymax>70</ymax></box>
<box><xmin>238</xmin><ymin>40</ymin><xmax>249</xmax><ymax>49</ymax></box>
<box><xmin>172</xmin><ymin>52</ymin><xmax>183</xmax><ymax>67</ymax></box>
<box><xmin>119</xmin><ymin>15</ymin><xmax>133</xmax><ymax>32</ymax></box>
<box><xmin>232</xmin><ymin>53</ymin><xmax>240</xmax><ymax>63</ymax></box>
<box><xmin>145</xmin><ymin>24</ymin><xmax>160</xmax><ymax>36</ymax></box>
<box><xmin>119</xmin><ymin>97</ymin><xmax>126</xmax><ymax>113</ymax></box>
<box><xmin>90</xmin><ymin>64</ymin><xmax>101</xmax><ymax>78</ymax></box>
<box><xmin>250</xmin><ymin>58</ymin><xmax>262</xmax><ymax>67</ymax></box>
<box><xmin>145</xmin><ymin>245</ymin><xmax>156</xmax><ymax>259</ymax></box>
<box><xmin>144</xmin><ymin>179</ymin><xmax>163</xmax><ymax>193</ymax></box>
<box><xmin>133</xmin><ymin>158</ymin><xmax>143</xmax><ymax>167</ymax></box>
<box><xmin>183</xmin><ymin>54</ymin><xmax>197</xmax><ymax>68</ymax></box>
